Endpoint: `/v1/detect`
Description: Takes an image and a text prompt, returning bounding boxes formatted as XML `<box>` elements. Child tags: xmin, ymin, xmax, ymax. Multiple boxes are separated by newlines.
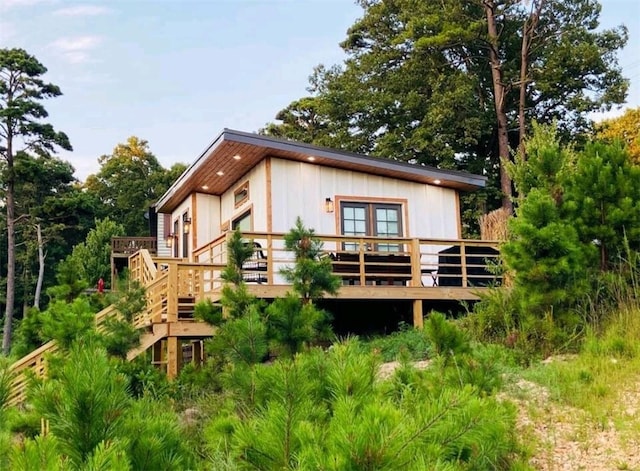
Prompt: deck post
<box><xmin>460</xmin><ymin>242</ymin><xmax>468</xmax><ymax>288</ymax></box>
<box><xmin>167</xmin><ymin>336</ymin><xmax>178</xmax><ymax>379</ymax></box>
<box><xmin>410</xmin><ymin>238</ymin><xmax>422</xmax><ymax>287</ymax></box>
<box><xmin>412</xmin><ymin>299</ymin><xmax>424</xmax><ymax>329</ymax></box>
<box><xmin>358</xmin><ymin>238</ymin><xmax>366</xmax><ymax>285</ymax></box>
<box><xmin>167</xmin><ymin>262</ymin><xmax>178</xmax><ymax>323</ymax></box>
<box><xmin>192</xmin><ymin>340</ymin><xmax>203</xmax><ymax>366</ymax></box>
<box><xmin>267</xmin><ymin>234</ymin><xmax>274</xmax><ymax>284</ymax></box>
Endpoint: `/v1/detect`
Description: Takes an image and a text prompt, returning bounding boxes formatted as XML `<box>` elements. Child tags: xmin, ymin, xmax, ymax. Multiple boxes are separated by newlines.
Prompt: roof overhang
<box><xmin>155</xmin><ymin>129</ymin><xmax>487</xmax><ymax>213</ymax></box>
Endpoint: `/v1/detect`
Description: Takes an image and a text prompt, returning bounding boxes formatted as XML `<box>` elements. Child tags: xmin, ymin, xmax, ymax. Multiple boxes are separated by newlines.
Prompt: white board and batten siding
<box><xmin>220</xmin><ymin>160</ymin><xmax>268</xmax><ymax>232</ymax></box>
<box><xmin>156</xmin><ymin>213</ymin><xmax>172</xmax><ymax>258</ymax></box>
<box><xmin>269</xmin><ymin>158</ymin><xmax>460</xmax><ymax>239</ymax></box>
<box><xmin>195</xmin><ymin>193</ymin><xmax>221</xmax><ymax>255</ymax></box>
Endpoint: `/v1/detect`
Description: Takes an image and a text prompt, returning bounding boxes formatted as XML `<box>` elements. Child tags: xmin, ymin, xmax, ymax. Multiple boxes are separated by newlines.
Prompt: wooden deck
<box><xmin>6</xmin><ymin>233</ymin><xmax>500</xmax><ymax>407</ymax></box>
<box><xmin>193</xmin><ymin>232</ymin><xmax>501</xmax><ymax>292</ymax></box>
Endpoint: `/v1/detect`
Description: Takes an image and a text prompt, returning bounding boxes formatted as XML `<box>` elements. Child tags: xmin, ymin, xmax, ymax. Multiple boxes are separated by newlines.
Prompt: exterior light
<box><xmin>165</xmin><ymin>233</ymin><xmax>175</xmax><ymax>247</ymax></box>
<box><xmin>307</xmin><ymin>156</ymin><xmax>316</xmax><ymax>162</ymax></box>
<box><xmin>201</xmin><ymin>185</ymin><xmax>209</xmax><ymax>190</ymax></box>
<box><xmin>433</xmin><ymin>179</ymin><xmax>441</xmax><ymax>185</ymax></box>
<box><xmin>324</xmin><ymin>197</ymin><xmax>334</xmax><ymax>213</ymax></box>
<box><xmin>183</xmin><ymin>216</ymin><xmax>192</xmax><ymax>234</ymax></box>
<box><xmin>216</xmin><ymin>171</ymin><xmax>224</xmax><ymax>176</ymax></box>
<box><xmin>233</xmin><ymin>154</ymin><xmax>242</xmax><ymax>160</ymax></box>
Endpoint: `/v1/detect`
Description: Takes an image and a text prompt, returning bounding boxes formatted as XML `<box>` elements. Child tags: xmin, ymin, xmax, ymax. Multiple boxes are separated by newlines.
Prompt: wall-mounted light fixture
<box><xmin>165</xmin><ymin>233</ymin><xmax>175</xmax><ymax>247</ymax></box>
<box><xmin>324</xmin><ymin>197</ymin><xmax>334</xmax><ymax>213</ymax></box>
<box><xmin>183</xmin><ymin>215</ymin><xmax>192</xmax><ymax>234</ymax></box>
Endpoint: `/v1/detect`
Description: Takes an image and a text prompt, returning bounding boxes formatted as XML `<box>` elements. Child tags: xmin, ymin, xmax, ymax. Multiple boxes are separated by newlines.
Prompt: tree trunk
<box><xmin>34</xmin><ymin>223</ymin><xmax>45</xmax><ymax>310</ymax></box>
<box><xmin>518</xmin><ymin>0</ymin><xmax>544</xmax><ymax>157</ymax></box>
<box><xmin>484</xmin><ymin>0</ymin><xmax>513</xmax><ymax>214</ymax></box>
<box><xmin>3</xmin><ymin>138</ymin><xmax>15</xmax><ymax>354</ymax></box>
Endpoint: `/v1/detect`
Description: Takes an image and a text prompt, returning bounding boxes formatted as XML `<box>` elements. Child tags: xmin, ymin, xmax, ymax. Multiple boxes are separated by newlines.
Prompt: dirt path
<box><xmin>511</xmin><ymin>379</ymin><xmax>640</xmax><ymax>470</ymax></box>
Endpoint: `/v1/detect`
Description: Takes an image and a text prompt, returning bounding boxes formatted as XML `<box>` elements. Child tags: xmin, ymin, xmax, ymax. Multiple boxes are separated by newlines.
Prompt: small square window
<box><xmin>234</xmin><ymin>182</ymin><xmax>250</xmax><ymax>208</ymax></box>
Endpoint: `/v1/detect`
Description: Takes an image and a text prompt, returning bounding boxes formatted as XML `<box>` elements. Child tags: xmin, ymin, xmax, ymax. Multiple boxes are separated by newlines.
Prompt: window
<box><xmin>232</xmin><ymin>210</ymin><xmax>251</xmax><ymax>232</ymax></box>
<box><xmin>234</xmin><ymin>181</ymin><xmax>250</xmax><ymax>208</ymax></box>
<box><xmin>341</xmin><ymin>202</ymin><xmax>403</xmax><ymax>251</ymax></box>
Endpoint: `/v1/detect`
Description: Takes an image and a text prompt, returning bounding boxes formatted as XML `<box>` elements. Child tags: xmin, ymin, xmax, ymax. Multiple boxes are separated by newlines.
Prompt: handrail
<box><xmin>193</xmin><ymin>232</ymin><xmax>228</xmax><ymax>263</ymax></box>
<box><xmin>6</xmin><ymin>304</ymin><xmax>121</xmax><ymax>408</ymax></box>
<box><xmin>8</xmin><ymin>232</ymin><xmax>501</xmax><ymax>408</ymax></box>
<box><xmin>129</xmin><ymin>249</ymin><xmax>158</xmax><ymax>286</ymax></box>
<box><xmin>111</xmin><ymin>236</ymin><xmax>157</xmax><ymax>255</ymax></box>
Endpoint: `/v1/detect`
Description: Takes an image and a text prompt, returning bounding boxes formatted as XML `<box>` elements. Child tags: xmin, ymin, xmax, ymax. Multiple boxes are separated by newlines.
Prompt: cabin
<box><xmin>8</xmin><ymin>130</ymin><xmax>503</xmax><ymax>406</ymax></box>
<box><xmin>109</xmin><ymin>129</ymin><xmax>500</xmax><ymax>376</ymax></box>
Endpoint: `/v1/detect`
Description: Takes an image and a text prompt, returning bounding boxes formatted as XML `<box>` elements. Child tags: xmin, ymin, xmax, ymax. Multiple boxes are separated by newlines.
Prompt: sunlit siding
<box><xmin>195</xmin><ymin>193</ymin><xmax>221</xmax><ymax>251</ymax></box>
<box><xmin>156</xmin><ymin>213</ymin><xmax>172</xmax><ymax>257</ymax></box>
<box><xmin>220</xmin><ymin>160</ymin><xmax>267</xmax><ymax>231</ymax></box>
<box><xmin>269</xmin><ymin>158</ymin><xmax>459</xmax><ymax>238</ymax></box>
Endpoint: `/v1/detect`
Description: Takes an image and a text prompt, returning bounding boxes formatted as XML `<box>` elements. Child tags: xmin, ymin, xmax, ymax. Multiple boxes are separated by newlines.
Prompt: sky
<box><xmin>0</xmin><ymin>0</ymin><xmax>638</xmax><ymax>181</ymax></box>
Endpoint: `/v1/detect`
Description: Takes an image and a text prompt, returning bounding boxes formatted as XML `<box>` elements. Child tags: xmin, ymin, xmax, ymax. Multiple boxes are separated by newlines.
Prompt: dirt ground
<box><xmin>379</xmin><ymin>360</ymin><xmax>640</xmax><ymax>470</ymax></box>
<box><xmin>511</xmin><ymin>378</ymin><xmax>640</xmax><ymax>470</ymax></box>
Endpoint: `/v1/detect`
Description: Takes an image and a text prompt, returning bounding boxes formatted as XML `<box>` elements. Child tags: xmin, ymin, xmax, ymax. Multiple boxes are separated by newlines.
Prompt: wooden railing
<box><xmin>6</xmin><ymin>305</ymin><xmax>120</xmax><ymax>408</ymax></box>
<box><xmin>6</xmin><ymin>232</ymin><xmax>500</xmax><ymax>408</ymax></box>
<box><xmin>195</xmin><ymin>231</ymin><xmax>501</xmax><ymax>289</ymax></box>
<box><xmin>111</xmin><ymin>236</ymin><xmax>157</xmax><ymax>255</ymax></box>
<box><xmin>129</xmin><ymin>249</ymin><xmax>158</xmax><ymax>286</ymax></box>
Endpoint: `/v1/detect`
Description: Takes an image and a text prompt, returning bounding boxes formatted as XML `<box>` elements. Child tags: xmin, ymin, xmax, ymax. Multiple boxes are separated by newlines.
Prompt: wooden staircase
<box><xmin>5</xmin><ymin>250</ymin><xmax>220</xmax><ymax>408</ymax></box>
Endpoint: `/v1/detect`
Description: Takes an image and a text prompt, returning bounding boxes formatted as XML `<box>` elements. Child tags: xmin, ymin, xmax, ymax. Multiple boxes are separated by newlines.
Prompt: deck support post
<box><xmin>167</xmin><ymin>336</ymin><xmax>178</xmax><ymax>379</ymax></box>
<box><xmin>192</xmin><ymin>340</ymin><xmax>203</xmax><ymax>366</ymax></box>
<box><xmin>412</xmin><ymin>299</ymin><xmax>423</xmax><ymax>329</ymax></box>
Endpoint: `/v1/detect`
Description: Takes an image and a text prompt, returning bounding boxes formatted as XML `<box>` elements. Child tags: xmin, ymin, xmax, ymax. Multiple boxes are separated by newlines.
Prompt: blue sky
<box><xmin>1</xmin><ymin>0</ymin><xmax>638</xmax><ymax>181</ymax></box>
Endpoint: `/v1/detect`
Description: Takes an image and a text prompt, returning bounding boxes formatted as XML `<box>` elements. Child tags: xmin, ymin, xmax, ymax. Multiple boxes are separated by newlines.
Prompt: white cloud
<box><xmin>53</xmin><ymin>5</ymin><xmax>111</xmax><ymax>16</ymax></box>
<box><xmin>51</xmin><ymin>35</ymin><xmax>102</xmax><ymax>64</ymax></box>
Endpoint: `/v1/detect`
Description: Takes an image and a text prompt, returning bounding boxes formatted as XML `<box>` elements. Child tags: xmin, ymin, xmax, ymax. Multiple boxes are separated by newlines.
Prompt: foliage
<box><xmin>281</xmin><ymin>217</ymin><xmax>340</xmax><ymax>303</ymax></box>
<box><xmin>30</xmin><ymin>342</ymin><xmax>130</xmax><ymax>467</ymax></box>
<box><xmin>475</xmin><ymin>125</ymin><xmax>640</xmax><ymax>355</ymax></box>
<box><xmin>11</xmin><ymin>306</ymin><xmax>45</xmax><ymax>358</ymax></box>
<box><xmin>0</xmin><ymin>47</ymin><xmax>73</xmax><ymax>354</ymax></box>
<box><xmin>84</xmin><ymin>136</ymin><xmax>186</xmax><ymax>236</ymax></box>
<box><xmin>193</xmin><ymin>299</ymin><xmax>223</xmax><ymax>326</ymax></box>
<box><xmin>0</xmin><ymin>356</ymin><xmax>11</xmax><ymax>410</ymax></box>
<box><xmin>424</xmin><ymin>312</ymin><xmax>470</xmax><ymax>358</ymax></box>
<box><xmin>264</xmin><ymin>0</ymin><xmax>628</xmax><ymax>224</ymax></box>
<box><xmin>100</xmin><ymin>316</ymin><xmax>140</xmax><ymax>359</ymax></box>
<box><xmin>207</xmin><ymin>306</ymin><xmax>268</xmax><ymax>366</ymax></box>
<box><xmin>221</xmin><ymin>229</ymin><xmax>255</xmax><ymax>286</ymax></box>
<box><xmin>116</xmin><ymin>356</ymin><xmax>172</xmax><ymax>400</ymax></box>
<box><xmin>7</xmin><ymin>152</ymin><xmax>96</xmax><ymax>312</ymax></box>
<box><xmin>38</xmin><ymin>298</ymin><xmax>96</xmax><ymax>350</ymax></box>
<box><xmin>111</xmin><ymin>281</ymin><xmax>146</xmax><ymax>323</ymax></box>
<box><xmin>45</xmin><ymin>257</ymin><xmax>89</xmax><ymax>303</ymax></box>
<box><xmin>9</xmin><ymin>435</ymin><xmax>66</xmax><ymax>471</ymax></box>
<box><xmin>503</xmin><ymin>189</ymin><xmax>592</xmax><ymax>315</ymax></box>
<box><xmin>363</xmin><ymin>322</ymin><xmax>432</xmax><ymax>362</ymax></box>
<box><xmin>122</xmin><ymin>398</ymin><xmax>195</xmax><ymax>470</ymax></box>
<box><xmin>563</xmin><ymin>141</ymin><xmax>640</xmax><ymax>270</ymax></box>
<box><xmin>204</xmin><ymin>339</ymin><xmax>521</xmax><ymax>470</ymax></box>
<box><xmin>64</xmin><ymin>218</ymin><xmax>125</xmax><ymax>289</ymax></box>
<box><xmin>596</xmin><ymin>107</ymin><xmax>640</xmax><ymax>164</ymax></box>
<box><xmin>265</xmin><ymin>294</ymin><xmax>329</xmax><ymax>356</ymax></box>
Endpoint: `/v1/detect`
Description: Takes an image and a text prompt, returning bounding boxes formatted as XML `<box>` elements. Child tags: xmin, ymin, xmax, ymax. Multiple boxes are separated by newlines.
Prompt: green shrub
<box><xmin>117</xmin><ymin>356</ymin><xmax>172</xmax><ymax>400</ymax></box>
<box><xmin>424</xmin><ymin>312</ymin><xmax>469</xmax><ymax>358</ymax></box>
<box><xmin>364</xmin><ymin>323</ymin><xmax>431</xmax><ymax>362</ymax></box>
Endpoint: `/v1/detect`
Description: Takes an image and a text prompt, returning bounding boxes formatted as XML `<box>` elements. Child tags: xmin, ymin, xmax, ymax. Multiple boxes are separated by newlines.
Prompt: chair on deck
<box><xmin>242</xmin><ymin>242</ymin><xmax>268</xmax><ymax>283</ymax></box>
